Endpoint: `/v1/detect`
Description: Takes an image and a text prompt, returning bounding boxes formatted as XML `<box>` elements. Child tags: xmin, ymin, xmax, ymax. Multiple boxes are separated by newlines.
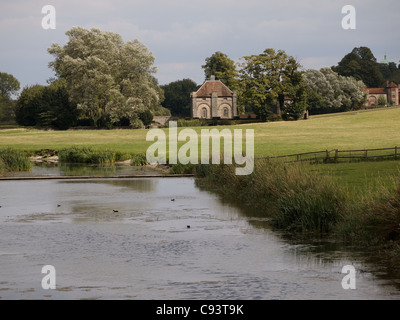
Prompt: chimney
<box><xmin>210</xmin><ymin>75</ymin><xmax>216</xmax><ymax>81</ymax></box>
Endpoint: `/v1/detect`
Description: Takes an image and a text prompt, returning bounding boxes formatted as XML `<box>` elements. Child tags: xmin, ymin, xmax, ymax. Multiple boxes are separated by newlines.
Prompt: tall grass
<box><xmin>131</xmin><ymin>153</ymin><xmax>148</xmax><ymax>166</ymax></box>
<box><xmin>0</xmin><ymin>157</ymin><xmax>5</xmax><ymax>174</ymax></box>
<box><xmin>58</xmin><ymin>147</ymin><xmax>116</xmax><ymax>164</ymax></box>
<box><xmin>194</xmin><ymin>159</ymin><xmax>400</xmax><ymax>266</ymax></box>
<box><xmin>195</xmin><ymin>160</ymin><xmax>348</xmax><ymax>234</ymax></box>
<box><xmin>357</xmin><ymin>179</ymin><xmax>400</xmax><ymax>244</ymax></box>
<box><xmin>0</xmin><ymin>148</ymin><xmax>33</xmax><ymax>172</ymax></box>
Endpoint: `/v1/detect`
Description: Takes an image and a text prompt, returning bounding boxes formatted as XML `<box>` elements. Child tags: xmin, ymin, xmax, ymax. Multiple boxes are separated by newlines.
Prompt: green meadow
<box><xmin>0</xmin><ymin>106</ymin><xmax>399</xmax><ymax>155</ymax></box>
<box><xmin>0</xmin><ymin>106</ymin><xmax>399</xmax><ymax>190</ymax></box>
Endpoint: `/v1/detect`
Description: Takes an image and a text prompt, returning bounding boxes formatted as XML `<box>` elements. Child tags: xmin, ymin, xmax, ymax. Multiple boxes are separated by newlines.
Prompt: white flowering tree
<box><xmin>48</xmin><ymin>27</ymin><xmax>160</xmax><ymax>127</ymax></box>
<box><xmin>304</xmin><ymin>68</ymin><xmax>366</xmax><ymax>114</ymax></box>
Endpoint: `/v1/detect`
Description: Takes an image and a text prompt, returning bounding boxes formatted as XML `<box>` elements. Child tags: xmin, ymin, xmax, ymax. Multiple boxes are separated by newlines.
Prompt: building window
<box><xmin>202</xmin><ymin>108</ymin><xmax>207</xmax><ymax>119</ymax></box>
<box><xmin>223</xmin><ymin>107</ymin><xmax>229</xmax><ymax>118</ymax></box>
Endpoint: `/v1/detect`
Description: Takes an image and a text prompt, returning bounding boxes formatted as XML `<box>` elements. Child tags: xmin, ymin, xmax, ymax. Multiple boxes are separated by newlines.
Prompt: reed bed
<box><xmin>0</xmin><ymin>148</ymin><xmax>33</xmax><ymax>173</ymax></box>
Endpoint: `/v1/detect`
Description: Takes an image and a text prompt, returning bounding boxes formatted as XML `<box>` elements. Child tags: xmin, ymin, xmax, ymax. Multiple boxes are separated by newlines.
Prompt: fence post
<box><xmin>396</xmin><ymin>146</ymin><xmax>398</xmax><ymax>160</ymax></box>
<box><xmin>364</xmin><ymin>149</ymin><xmax>368</xmax><ymax>160</ymax></box>
<box><xmin>334</xmin><ymin>149</ymin><xmax>339</xmax><ymax>162</ymax></box>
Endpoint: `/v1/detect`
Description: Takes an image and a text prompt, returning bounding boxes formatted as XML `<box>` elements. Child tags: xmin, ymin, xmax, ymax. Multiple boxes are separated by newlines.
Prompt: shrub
<box><xmin>139</xmin><ymin>110</ymin><xmax>154</xmax><ymax>126</ymax></box>
<box><xmin>131</xmin><ymin>153</ymin><xmax>148</xmax><ymax>166</ymax></box>
<box><xmin>170</xmin><ymin>163</ymin><xmax>195</xmax><ymax>174</ymax></box>
<box><xmin>115</xmin><ymin>152</ymin><xmax>132</xmax><ymax>162</ymax></box>
<box><xmin>177</xmin><ymin>119</ymin><xmax>207</xmax><ymax>127</ymax></box>
<box><xmin>378</xmin><ymin>95</ymin><xmax>387</xmax><ymax>106</ymax></box>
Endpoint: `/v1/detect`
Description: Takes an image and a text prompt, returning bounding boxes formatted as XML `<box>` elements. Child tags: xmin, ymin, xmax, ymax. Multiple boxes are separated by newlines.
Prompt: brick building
<box><xmin>190</xmin><ymin>76</ymin><xmax>238</xmax><ymax>119</ymax></box>
<box><xmin>364</xmin><ymin>81</ymin><xmax>399</xmax><ymax>106</ymax></box>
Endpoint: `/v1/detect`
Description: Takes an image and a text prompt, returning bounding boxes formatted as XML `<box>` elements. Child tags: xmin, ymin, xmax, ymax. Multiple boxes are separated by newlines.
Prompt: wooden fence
<box><xmin>262</xmin><ymin>146</ymin><xmax>399</xmax><ymax>163</ymax></box>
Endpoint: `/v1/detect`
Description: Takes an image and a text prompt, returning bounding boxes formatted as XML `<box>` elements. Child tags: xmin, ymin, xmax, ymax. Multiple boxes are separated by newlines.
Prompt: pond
<box><xmin>0</xmin><ymin>165</ymin><xmax>399</xmax><ymax>300</ymax></box>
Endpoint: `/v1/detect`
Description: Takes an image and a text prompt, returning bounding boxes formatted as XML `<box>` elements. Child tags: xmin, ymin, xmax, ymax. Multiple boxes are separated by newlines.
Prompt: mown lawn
<box><xmin>1</xmin><ymin>106</ymin><xmax>399</xmax><ymax>156</ymax></box>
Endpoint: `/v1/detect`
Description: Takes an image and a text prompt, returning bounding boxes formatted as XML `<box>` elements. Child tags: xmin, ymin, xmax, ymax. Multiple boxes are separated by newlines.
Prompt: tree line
<box><xmin>1</xmin><ymin>26</ymin><xmax>398</xmax><ymax>129</ymax></box>
<box><xmin>162</xmin><ymin>46</ymin><xmax>399</xmax><ymax>120</ymax></box>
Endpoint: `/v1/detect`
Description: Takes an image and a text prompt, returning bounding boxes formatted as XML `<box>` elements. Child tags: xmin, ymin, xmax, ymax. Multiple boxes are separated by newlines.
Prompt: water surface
<box><xmin>0</xmin><ymin>176</ymin><xmax>399</xmax><ymax>300</ymax></box>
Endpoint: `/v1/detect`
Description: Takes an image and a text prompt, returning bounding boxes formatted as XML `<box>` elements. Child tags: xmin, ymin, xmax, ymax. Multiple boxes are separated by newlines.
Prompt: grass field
<box><xmin>1</xmin><ymin>106</ymin><xmax>400</xmax><ymax>190</ymax></box>
<box><xmin>0</xmin><ymin>106</ymin><xmax>399</xmax><ymax>156</ymax></box>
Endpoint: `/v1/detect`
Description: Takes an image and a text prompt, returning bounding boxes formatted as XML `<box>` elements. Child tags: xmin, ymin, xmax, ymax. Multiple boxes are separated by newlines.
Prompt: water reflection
<box><xmin>3</xmin><ymin>162</ymin><xmax>162</xmax><ymax>177</ymax></box>
<box><xmin>62</xmin><ymin>179</ymin><xmax>156</xmax><ymax>192</ymax></box>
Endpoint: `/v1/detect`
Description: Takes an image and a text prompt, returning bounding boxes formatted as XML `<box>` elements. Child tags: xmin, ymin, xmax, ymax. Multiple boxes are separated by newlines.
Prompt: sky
<box><xmin>1</xmin><ymin>0</ymin><xmax>399</xmax><ymax>91</ymax></box>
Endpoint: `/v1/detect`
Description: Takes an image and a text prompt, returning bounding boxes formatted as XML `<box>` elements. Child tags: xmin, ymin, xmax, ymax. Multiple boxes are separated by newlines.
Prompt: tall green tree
<box><xmin>202</xmin><ymin>51</ymin><xmax>239</xmax><ymax>91</ymax></box>
<box><xmin>239</xmin><ymin>49</ymin><xmax>307</xmax><ymax>121</ymax></box>
<box><xmin>0</xmin><ymin>72</ymin><xmax>20</xmax><ymax>122</ymax></box>
<box><xmin>161</xmin><ymin>79</ymin><xmax>198</xmax><ymax>117</ymax></box>
<box><xmin>48</xmin><ymin>27</ymin><xmax>161</xmax><ymax>128</ymax></box>
<box><xmin>15</xmin><ymin>80</ymin><xmax>78</xmax><ymax>130</ymax></box>
<box><xmin>332</xmin><ymin>47</ymin><xmax>384</xmax><ymax>87</ymax></box>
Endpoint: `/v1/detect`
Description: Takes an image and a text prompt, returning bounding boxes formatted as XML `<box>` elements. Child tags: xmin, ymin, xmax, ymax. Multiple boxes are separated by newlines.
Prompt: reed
<box><xmin>131</xmin><ymin>153</ymin><xmax>148</xmax><ymax>166</ymax></box>
<box><xmin>359</xmin><ymin>179</ymin><xmax>400</xmax><ymax>244</ymax></box>
<box><xmin>195</xmin><ymin>159</ymin><xmax>348</xmax><ymax>234</ymax></box>
<box><xmin>0</xmin><ymin>148</ymin><xmax>33</xmax><ymax>172</ymax></box>
<box><xmin>0</xmin><ymin>157</ymin><xmax>5</xmax><ymax>175</ymax></box>
<box><xmin>58</xmin><ymin>147</ymin><xmax>116</xmax><ymax>164</ymax></box>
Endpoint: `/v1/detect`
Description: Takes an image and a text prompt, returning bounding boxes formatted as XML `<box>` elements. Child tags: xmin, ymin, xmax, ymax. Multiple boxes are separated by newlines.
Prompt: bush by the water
<box><xmin>0</xmin><ymin>148</ymin><xmax>33</xmax><ymax>172</ymax></box>
<box><xmin>169</xmin><ymin>163</ymin><xmax>196</xmax><ymax>174</ymax></box>
<box><xmin>131</xmin><ymin>153</ymin><xmax>148</xmax><ymax>166</ymax></box>
<box><xmin>58</xmin><ymin>147</ymin><xmax>116</xmax><ymax>164</ymax></box>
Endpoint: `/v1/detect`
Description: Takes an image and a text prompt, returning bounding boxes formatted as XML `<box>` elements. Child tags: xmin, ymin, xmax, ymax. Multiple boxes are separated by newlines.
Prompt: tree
<box><xmin>15</xmin><ymin>80</ymin><xmax>78</xmax><ymax>130</ymax></box>
<box><xmin>138</xmin><ymin>109</ymin><xmax>153</xmax><ymax>126</ymax></box>
<box><xmin>161</xmin><ymin>79</ymin><xmax>198</xmax><ymax>117</ymax></box>
<box><xmin>48</xmin><ymin>27</ymin><xmax>161</xmax><ymax>128</ymax></box>
<box><xmin>303</xmin><ymin>68</ymin><xmax>366</xmax><ymax>114</ymax></box>
<box><xmin>332</xmin><ymin>47</ymin><xmax>384</xmax><ymax>87</ymax></box>
<box><xmin>378</xmin><ymin>95</ymin><xmax>387</xmax><ymax>106</ymax></box>
<box><xmin>15</xmin><ymin>85</ymin><xmax>43</xmax><ymax>126</ymax></box>
<box><xmin>0</xmin><ymin>72</ymin><xmax>20</xmax><ymax>122</ymax></box>
<box><xmin>202</xmin><ymin>51</ymin><xmax>239</xmax><ymax>91</ymax></box>
<box><xmin>239</xmin><ymin>48</ymin><xmax>307</xmax><ymax>121</ymax></box>
<box><xmin>0</xmin><ymin>72</ymin><xmax>20</xmax><ymax>98</ymax></box>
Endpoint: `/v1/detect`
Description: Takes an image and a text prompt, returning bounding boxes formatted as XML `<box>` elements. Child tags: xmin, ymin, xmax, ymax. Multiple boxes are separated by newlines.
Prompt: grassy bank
<box><xmin>193</xmin><ymin>159</ymin><xmax>400</xmax><ymax>267</ymax></box>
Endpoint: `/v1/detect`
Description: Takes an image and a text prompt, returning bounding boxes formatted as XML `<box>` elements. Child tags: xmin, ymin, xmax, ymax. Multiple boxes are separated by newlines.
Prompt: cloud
<box><xmin>1</xmin><ymin>0</ymin><xmax>399</xmax><ymax>88</ymax></box>
<box><xmin>156</xmin><ymin>62</ymin><xmax>204</xmax><ymax>85</ymax></box>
